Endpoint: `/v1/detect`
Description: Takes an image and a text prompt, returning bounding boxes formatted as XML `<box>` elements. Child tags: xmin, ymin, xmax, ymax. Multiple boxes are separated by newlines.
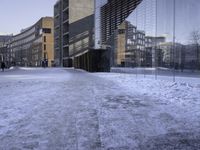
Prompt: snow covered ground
<box><xmin>0</xmin><ymin>67</ymin><xmax>200</xmax><ymax>150</ymax></box>
<box><xmin>112</xmin><ymin>67</ymin><xmax>200</xmax><ymax>78</ymax></box>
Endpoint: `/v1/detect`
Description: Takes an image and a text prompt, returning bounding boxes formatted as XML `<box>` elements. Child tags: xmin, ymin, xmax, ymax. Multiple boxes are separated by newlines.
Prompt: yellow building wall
<box><xmin>116</xmin><ymin>22</ymin><xmax>126</xmax><ymax>65</ymax></box>
<box><xmin>42</xmin><ymin>17</ymin><xmax>54</xmax><ymax>67</ymax></box>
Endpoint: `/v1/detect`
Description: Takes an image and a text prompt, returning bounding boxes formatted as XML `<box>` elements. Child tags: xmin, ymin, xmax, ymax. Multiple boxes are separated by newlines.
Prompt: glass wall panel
<box><xmin>94</xmin><ymin>0</ymin><xmax>200</xmax><ymax>80</ymax></box>
<box><xmin>96</xmin><ymin>0</ymin><xmax>200</xmax><ymax>79</ymax></box>
<box><xmin>156</xmin><ymin>0</ymin><xmax>174</xmax><ymax>79</ymax></box>
<box><xmin>175</xmin><ymin>0</ymin><xmax>200</xmax><ymax>78</ymax></box>
<box><xmin>94</xmin><ymin>0</ymin><xmax>108</xmax><ymax>49</ymax></box>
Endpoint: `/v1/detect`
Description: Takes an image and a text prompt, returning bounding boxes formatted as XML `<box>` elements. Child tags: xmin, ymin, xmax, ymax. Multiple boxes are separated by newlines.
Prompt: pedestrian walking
<box><xmin>1</xmin><ymin>62</ymin><xmax>6</xmax><ymax>72</ymax></box>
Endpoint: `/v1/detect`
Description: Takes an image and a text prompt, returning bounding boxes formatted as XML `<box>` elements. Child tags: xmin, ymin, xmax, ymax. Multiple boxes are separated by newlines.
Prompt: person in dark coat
<box><xmin>1</xmin><ymin>62</ymin><xmax>5</xmax><ymax>72</ymax></box>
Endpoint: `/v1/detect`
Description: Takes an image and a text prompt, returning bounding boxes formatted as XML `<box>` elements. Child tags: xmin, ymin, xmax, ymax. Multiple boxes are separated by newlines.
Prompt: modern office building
<box><xmin>54</xmin><ymin>0</ymin><xmax>95</xmax><ymax>68</ymax></box>
<box><xmin>69</xmin><ymin>0</ymin><xmax>97</xmax><ymax>70</ymax></box>
<box><xmin>54</xmin><ymin>0</ymin><xmax>70</xmax><ymax>67</ymax></box>
<box><xmin>54</xmin><ymin>0</ymin><xmax>142</xmax><ymax>71</ymax></box>
<box><xmin>54</xmin><ymin>0</ymin><xmax>200</xmax><ymax>72</ymax></box>
<box><xmin>10</xmin><ymin>17</ymin><xmax>54</xmax><ymax>67</ymax></box>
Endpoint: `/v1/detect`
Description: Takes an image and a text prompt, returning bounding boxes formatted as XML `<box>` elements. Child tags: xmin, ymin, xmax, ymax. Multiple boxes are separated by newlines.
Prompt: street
<box><xmin>0</xmin><ymin>68</ymin><xmax>200</xmax><ymax>150</ymax></box>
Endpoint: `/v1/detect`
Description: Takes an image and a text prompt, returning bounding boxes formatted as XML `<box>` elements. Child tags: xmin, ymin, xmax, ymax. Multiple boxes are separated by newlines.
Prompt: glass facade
<box><xmin>94</xmin><ymin>0</ymin><xmax>108</xmax><ymax>49</ymax></box>
<box><xmin>97</xmin><ymin>0</ymin><xmax>200</xmax><ymax>79</ymax></box>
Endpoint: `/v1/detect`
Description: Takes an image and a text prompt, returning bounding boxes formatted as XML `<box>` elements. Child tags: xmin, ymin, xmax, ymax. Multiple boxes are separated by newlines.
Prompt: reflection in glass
<box><xmin>111</xmin><ymin>0</ymin><xmax>200</xmax><ymax>78</ymax></box>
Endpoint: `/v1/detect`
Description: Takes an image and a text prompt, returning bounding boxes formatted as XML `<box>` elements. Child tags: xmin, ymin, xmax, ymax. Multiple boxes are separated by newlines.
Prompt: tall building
<box><xmin>68</xmin><ymin>0</ymin><xmax>95</xmax><ymax>70</ymax></box>
<box><xmin>54</xmin><ymin>0</ymin><xmax>200</xmax><ymax>72</ymax></box>
<box><xmin>54</xmin><ymin>0</ymin><xmax>70</xmax><ymax>67</ymax></box>
<box><xmin>53</xmin><ymin>0</ymin><xmax>142</xmax><ymax>71</ymax></box>
<box><xmin>10</xmin><ymin>17</ymin><xmax>54</xmax><ymax>67</ymax></box>
<box><xmin>54</xmin><ymin>0</ymin><xmax>94</xmax><ymax>67</ymax></box>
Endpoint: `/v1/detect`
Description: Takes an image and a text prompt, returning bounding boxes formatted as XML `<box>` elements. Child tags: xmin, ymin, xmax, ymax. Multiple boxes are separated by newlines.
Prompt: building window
<box><xmin>44</xmin><ymin>36</ymin><xmax>46</xmax><ymax>42</ymax></box>
<box><xmin>118</xmin><ymin>29</ymin><xmax>125</xmax><ymax>34</ymax></box>
<box><xmin>44</xmin><ymin>44</ymin><xmax>46</xmax><ymax>50</ymax></box>
<box><xmin>42</xmin><ymin>28</ymin><xmax>51</xmax><ymax>34</ymax></box>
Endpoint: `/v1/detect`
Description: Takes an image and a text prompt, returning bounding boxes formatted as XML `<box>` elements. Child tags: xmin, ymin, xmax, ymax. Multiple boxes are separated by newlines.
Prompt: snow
<box><xmin>111</xmin><ymin>67</ymin><xmax>200</xmax><ymax>78</ymax></box>
<box><xmin>0</xmin><ymin>67</ymin><xmax>200</xmax><ymax>149</ymax></box>
<box><xmin>95</xmin><ymin>73</ymin><xmax>200</xmax><ymax>106</ymax></box>
<box><xmin>93</xmin><ymin>73</ymin><xmax>200</xmax><ymax>149</ymax></box>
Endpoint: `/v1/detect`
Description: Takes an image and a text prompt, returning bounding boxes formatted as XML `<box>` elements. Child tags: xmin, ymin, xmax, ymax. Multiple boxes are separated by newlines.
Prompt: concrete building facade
<box><xmin>54</xmin><ymin>0</ymin><xmax>94</xmax><ymax>68</ymax></box>
<box><xmin>54</xmin><ymin>0</ymin><xmax>70</xmax><ymax>67</ymax></box>
<box><xmin>10</xmin><ymin>17</ymin><xmax>54</xmax><ymax>67</ymax></box>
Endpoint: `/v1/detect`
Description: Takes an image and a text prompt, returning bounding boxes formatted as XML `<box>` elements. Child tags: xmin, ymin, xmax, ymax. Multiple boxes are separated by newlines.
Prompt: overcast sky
<box><xmin>0</xmin><ymin>0</ymin><xmax>57</xmax><ymax>35</ymax></box>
